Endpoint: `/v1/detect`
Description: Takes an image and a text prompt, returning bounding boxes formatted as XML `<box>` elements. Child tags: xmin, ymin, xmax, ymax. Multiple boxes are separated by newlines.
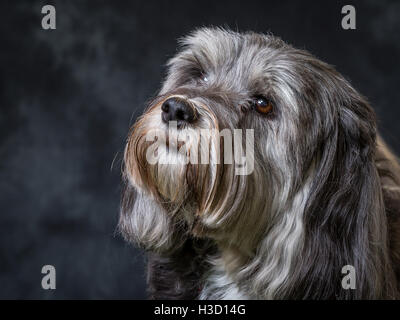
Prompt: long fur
<box><xmin>119</xmin><ymin>28</ymin><xmax>400</xmax><ymax>299</ymax></box>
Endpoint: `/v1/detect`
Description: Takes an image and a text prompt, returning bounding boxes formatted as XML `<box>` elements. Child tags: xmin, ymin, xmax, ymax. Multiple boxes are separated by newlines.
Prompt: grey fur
<box><xmin>120</xmin><ymin>28</ymin><xmax>400</xmax><ymax>299</ymax></box>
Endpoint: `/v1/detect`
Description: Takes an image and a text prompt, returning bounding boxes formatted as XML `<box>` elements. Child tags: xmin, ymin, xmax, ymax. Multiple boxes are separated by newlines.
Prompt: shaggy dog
<box><xmin>119</xmin><ymin>28</ymin><xmax>400</xmax><ymax>299</ymax></box>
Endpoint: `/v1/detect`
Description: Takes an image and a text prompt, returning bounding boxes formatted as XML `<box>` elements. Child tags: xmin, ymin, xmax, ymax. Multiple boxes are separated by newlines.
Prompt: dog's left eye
<box><xmin>253</xmin><ymin>96</ymin><xmax>273</xmax><ymax>115</ymax></box>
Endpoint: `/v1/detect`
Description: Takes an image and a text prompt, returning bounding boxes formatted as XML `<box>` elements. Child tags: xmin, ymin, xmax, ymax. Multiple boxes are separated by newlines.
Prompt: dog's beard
<box><xmin>124</xmin><ymin>98</ymin><xmax>265</xmax><ymax>242</ymax></box>
<box><xmin>124</xmin><ymin>99</ymin><xmax>223</xmax><ymax>232</ymax></box>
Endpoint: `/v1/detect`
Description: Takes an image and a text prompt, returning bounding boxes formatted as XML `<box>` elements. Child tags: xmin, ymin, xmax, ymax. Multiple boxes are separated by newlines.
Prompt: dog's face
<box><xmin>122</xmin><ymin>28</ymin><xmax>376</xmax><ymax>252</ymax></box>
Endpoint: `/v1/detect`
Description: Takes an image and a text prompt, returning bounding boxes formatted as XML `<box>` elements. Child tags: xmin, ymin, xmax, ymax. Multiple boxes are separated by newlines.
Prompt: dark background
<box><xmin>0</xmin><ymin>0</ymin><xmax>399</xmax><ymax>299</ymax></box>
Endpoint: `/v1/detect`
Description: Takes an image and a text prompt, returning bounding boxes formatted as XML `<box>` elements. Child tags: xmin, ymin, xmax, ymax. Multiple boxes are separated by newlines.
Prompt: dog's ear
<box><xmin>118</xmin><ymin>183</ymin><xmax>186</xmax><ymax>253</ymax></box>
<box><xmin>291</xmin><ymin>91</ymin><xmax>398</xmax><ymax>299</ymax></box>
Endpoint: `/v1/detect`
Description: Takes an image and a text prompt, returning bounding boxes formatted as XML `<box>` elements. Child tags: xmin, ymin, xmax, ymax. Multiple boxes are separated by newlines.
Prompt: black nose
<box><xmin>161</xmin><ymin>97</ymin><xmax>195</xmax><ymax>126</ymax></box>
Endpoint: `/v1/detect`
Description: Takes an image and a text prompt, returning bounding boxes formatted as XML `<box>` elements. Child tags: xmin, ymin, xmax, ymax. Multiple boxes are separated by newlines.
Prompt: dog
<box><xmin>119</xmin><ymin>28</ymin><xmax>400</xmax><ymax>299</ymax></box>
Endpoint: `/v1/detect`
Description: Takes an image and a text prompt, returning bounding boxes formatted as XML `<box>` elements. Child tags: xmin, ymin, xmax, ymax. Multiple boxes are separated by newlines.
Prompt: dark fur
<box><xmin>146</xmin><ymin>239</ymin><xmax>215</xmax><ymax>299</ymax></box>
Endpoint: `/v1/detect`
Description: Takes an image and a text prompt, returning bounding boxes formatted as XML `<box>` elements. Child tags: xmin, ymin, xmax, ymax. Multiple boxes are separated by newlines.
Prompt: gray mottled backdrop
<box><xmin>0</xmin><ymin>0</ymin><xmax>399</xmax><ymax>299</ymax></box>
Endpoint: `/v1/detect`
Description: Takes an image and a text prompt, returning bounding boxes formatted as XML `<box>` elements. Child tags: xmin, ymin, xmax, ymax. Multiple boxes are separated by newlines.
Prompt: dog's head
<box><xmin>120</xmin><ymin>28</ymin><xmax>392</xmax><ymax>297</ymax></box>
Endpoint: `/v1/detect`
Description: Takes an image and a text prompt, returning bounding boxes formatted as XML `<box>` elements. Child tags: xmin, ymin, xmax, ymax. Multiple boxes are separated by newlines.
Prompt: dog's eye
<box><xmin>193</xmin><ymin>70</ymin><xmax>209</xmax><ymax>84</ymax></box>
<box><xmin>199</xmin><ymin>72</ymin><xmax>209</xmax><ymax>83</ymax></box>
<box><xmin>253</xmin><ymin>96</ymin><xmax>273</xmax><ymax>115</ymax></box>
